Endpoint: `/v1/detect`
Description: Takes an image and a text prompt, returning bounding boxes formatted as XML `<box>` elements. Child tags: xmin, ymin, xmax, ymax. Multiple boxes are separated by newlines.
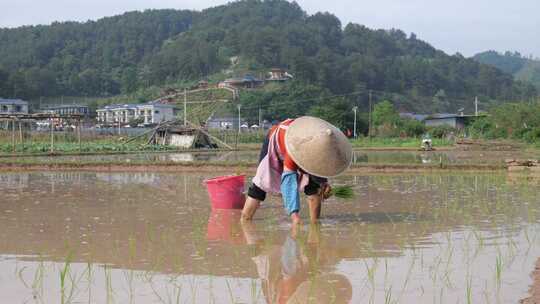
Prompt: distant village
<box><xmin>0</xmin><ymin>67</ymin><xmax>476</xmax><ymax>132</ymax></box>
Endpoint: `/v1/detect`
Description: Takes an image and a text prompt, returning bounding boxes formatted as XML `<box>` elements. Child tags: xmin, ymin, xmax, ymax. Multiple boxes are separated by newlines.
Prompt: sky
<box><xmin>1</xmin><ymin>0</ymin><xmax>539</xmax><ymax>58</ymax></box>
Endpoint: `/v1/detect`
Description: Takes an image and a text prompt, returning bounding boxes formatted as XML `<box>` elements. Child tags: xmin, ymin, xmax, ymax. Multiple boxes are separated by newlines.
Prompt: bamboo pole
<box><xmin>234</xmin><ymin>130</ymin><xmax>239</xmax><ymax>150</ymax></box>
<box><xmin>186</xmin><ymin>120</ymin><xmax>234</xmax><ymax>150</ymax></box>
<box><xmin>78</xmin><ymin>118</ymin><xmax>82</xmax><ymax>153</ymax></box>
<box><xmin>11</xmin><ymin>118</ymin><xmax>15</xmax><ymax>153</ymax></box>
<box><xmin>124</xmin><ymin>126</ymin><xmax>158</xmax><ymax>144</ymax></box>
<box><xmin>18</xmin><ymin>120</ymin><xmax>23</xmax><ymax>151</ymax></box>
<box><xmin>50</xmin><ymin>119</ymin><xmax>54</xmax><ymax>153</ymax></box>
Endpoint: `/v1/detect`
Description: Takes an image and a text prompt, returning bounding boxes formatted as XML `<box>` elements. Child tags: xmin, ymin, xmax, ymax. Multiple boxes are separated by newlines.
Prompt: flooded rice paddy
<box><xmin>1</xmin><ymin>171</ymin><xmax>540</xmax><ymax>303</ymax></box>
<box><xmin>7</xmin><ymin>149</ymin><xmax>540</xmax><ymax>165</ymax></box>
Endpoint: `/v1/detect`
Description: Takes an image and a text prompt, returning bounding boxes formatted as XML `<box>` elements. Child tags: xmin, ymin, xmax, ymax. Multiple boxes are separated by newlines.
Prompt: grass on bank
<box><xmin>0</xmin><ymin>134</ymin><xmax>453</xmax><ymax>155</ymax></box>
<box><xmin>0</xmin><ymin>129</ymin><xmax>180</xmax><ymax>154</ymax></box>
<box><xmin>0</xmin><ymin>141</ymin><xmax>176</xmax><ymax>154</ymax></box>
<box><xmin>351</xmin><ymin>137</ymin><xmax>453</xmax><ymax>148</ymax></box>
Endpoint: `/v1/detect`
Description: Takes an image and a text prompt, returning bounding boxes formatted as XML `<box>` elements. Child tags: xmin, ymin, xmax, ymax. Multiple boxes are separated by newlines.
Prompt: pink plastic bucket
<box><xmin>204</xmin><ymin>175</ymin><xmax>246</xmax><ymax>209</ymax></box>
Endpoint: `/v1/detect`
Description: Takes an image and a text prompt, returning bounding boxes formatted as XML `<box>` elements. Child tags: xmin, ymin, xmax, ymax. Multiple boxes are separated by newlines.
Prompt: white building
<box><xmin>96</xmin><ymin>103</ymin><xmax>176</xmax><ymax>125</ymax></box>
<box><xmin>46</xmin><ymin>105</ymin><xmax>91</xmax><ymax>117</ymax></box>
<box><xmin>0</xmin><ymin>98</ymin><xmax>29</xmax><ymax>114</ymax></box>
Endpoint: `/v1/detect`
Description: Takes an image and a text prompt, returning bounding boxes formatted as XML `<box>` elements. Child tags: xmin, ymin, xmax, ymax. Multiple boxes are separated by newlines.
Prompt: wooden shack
<box><xmin>152</xmin><ymin>125</ymin><xmax>217</xmax><ymax>149</ymax></box>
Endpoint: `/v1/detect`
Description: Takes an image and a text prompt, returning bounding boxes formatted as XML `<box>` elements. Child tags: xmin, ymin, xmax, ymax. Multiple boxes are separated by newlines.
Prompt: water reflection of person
<box><xmin>242</xmin><ymin>223</ymin><xmax>352</xmax><ymax>304</ymax></box>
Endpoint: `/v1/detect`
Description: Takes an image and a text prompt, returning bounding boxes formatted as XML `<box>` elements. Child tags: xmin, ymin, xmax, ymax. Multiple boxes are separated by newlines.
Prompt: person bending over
<box><xmin>241</xmin><ymin>116</ymin><xmax>352</xmax><ymax>224</ymax></box>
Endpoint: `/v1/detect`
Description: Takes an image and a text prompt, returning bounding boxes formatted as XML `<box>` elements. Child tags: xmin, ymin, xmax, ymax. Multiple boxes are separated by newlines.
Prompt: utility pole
<box><xmin>183</xmin><ymin>88</ymin><xmax>187</xmax><ymax>126</ymax></box>
<box><xmin>352</xmin><ymin>106</ymin><xmax>358</xmax><ymax>138</ymax></box>
<box><xmin>368</xmin><ymin>90</ymin><xmax>373</xmax><ymax>138</ymax></box>
<box><xmin>237</xmin><ymin>104</ymin><xmax>242</xmax><ymax>134</ymax></box>
<box><xmin>258</xmin><ymin>108</ymin><xmax>262</xmax><ymax>128</ymax></box>
<box><xmin>474</xmin><ymin>96</ymin><xmax>478</xmax><ymax>116</ymax></box>
<box><xmin>78</xmin><ymin>118</ymin><xmax>82</xmax><ymax>153</ymax></box>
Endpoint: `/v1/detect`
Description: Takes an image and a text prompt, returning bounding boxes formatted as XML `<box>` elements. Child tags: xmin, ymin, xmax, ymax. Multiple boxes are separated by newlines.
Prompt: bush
<box><xmin>427</xmin><ymin>125</ymin><xmax>456</xmax><ymax>139</ymax></box>
<box><xmin>468</xmin><ymin>117</ymin><xmax>495</xmax><ymax>138</ymax></box>
<box><xmin>519</xmin><ymin>127</ymin><xmax>540</xmax><ymax>143</ymax></box>
<box><xmin>400</xmin><ymin>119</ymin><xmax>426</xmax><ymax>137</ymax></box>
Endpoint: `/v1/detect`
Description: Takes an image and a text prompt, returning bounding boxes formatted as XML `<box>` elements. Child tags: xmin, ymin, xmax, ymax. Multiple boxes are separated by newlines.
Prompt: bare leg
<box><xmin>240</xmin><ymin>220</ymin><xmax>260</xmax><ymax>245</ymax></box>
<box><xmin>241</xmin><ymin>196</ymin><xmax>261</xmax><ymax>221</ymax></box>
<box><xmin>307</xmin><ymin>194</ymin><xmax>322</xmax><ymax>223</ymax></box>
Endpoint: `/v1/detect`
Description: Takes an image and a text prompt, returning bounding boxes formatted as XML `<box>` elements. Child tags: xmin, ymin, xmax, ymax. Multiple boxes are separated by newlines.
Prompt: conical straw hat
<box><xmin>285</xmin><ymin>116</ymin><xmax>352</xmax><ymax>178</ymax></box>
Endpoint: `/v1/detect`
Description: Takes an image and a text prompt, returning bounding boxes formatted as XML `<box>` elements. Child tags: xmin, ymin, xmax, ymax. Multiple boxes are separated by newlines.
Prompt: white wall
<box><xmin>150</xmin><ymin>106</ymin><xmax>175</xmax><ymax>123</ymax></box>
<box><xmin>97</xmin><ymin>104</ymin><xmax>175</xmax><ymax>124</ymax></box>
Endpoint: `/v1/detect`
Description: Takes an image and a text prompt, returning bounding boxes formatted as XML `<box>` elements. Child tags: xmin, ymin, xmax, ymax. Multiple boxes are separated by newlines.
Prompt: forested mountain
<box><xmin>0</xmin><ymin>10</ymin><xmax>194</xmax><ymax>97</ymax></box>
<box><xmin>474</xmin><ymin>51</ymin><xmax>540</xmax><ymax>91</ymax></box>
<box><xmin>0</xmin><ymin>0</ymin><xmax>536</xmax><ymax>114</ymax></box>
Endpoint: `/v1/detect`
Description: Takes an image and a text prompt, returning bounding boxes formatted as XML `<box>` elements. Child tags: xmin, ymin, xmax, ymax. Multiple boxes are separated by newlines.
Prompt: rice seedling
<box><xmin>122</xmin><ymin>269</ymin><xmax>135</xmax><ymax>304</ymax></box>
<box><xmin>466</xmin><ymin>276</ymin><xmax>472</xmax><ymax>304</ymax></box>
<box><xmin>104</xmin><ymin>265</ymin><xmax>114</xmax><ymax>304</ymax></box>
<box><xmin>173</xmin><ymin>279</ymin><xmax>183</xmax><ymax>304</ymax></box>
<box><xmin>249</xmin><ymin>278</ymin><xmax>260</xmax><ymax>304</ymax></box>
<box><xmin>384</xmin><ymin>286</ymin><xmax>393</xmax><ymax>304</ymax></box>
<box><xmin>31</xmin><ymin>259</ymin><xmax>45</xmax><ymax>302</ymax></box>
<box><xmin>495</xmin><ymin>253</ymin><xmax>503</xmax><ymax>288</ymax></box>
<box><xmin>16</xmin><ymin>266</ymin><xmax>29</xmax><ymax>289</ymax></box>
<box><xmin>330</xmin><ymin>185</ymin><xmax>355</xmax><ymax>199</ymax></box>
<box><xmin>60</xmin><ymin>252</ymin><xmax>73</xmax><ymax>304</ymax></box>
<box><xmin>225</xmin><ymin>279</ymin><xmax>236</xmax><ymax>304</ymax></box>
<box><xmin>128</xmin><ymin>236</ymin><xmax>137</xmax><ymax>266</ymax></box>
<box><xmin>85</xmin><ymin>262</ymin><xmax>94</xmax><ymax>304</ymax></box>
<box><xmin>364</xmin><ymin>258</ymin><xmax>378</xmax><ymax>288</ymax></box>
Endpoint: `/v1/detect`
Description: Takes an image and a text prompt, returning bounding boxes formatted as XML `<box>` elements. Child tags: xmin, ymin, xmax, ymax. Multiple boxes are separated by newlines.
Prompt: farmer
<box><xmin>241</xmin><ymin>116</ymin><xmax>352</xmax><ymax>224</ymax></box>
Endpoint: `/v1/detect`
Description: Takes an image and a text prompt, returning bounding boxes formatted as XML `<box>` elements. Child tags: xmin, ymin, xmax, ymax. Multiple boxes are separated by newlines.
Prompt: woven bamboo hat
<box><xmin>285</xmin><ymin>116</ymin><xmax>352</xmax><ymax>178</ymax></box>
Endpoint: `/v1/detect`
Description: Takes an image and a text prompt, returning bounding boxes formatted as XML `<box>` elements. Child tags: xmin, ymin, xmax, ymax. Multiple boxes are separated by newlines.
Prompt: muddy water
<box><xmin>8</xmin><ymin>149</ymin><xmax>538</xmax><ymax>165</ymax></box>
<box><xmin>1</xmin><ymin>171</ymin><xmax>540</xmax><ymax>303</ymax></box>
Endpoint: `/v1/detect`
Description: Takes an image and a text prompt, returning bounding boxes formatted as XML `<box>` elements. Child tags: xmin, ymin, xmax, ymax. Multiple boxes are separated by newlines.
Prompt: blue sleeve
<box><xmin>281</xmin><ymin>171</ymin><xmax>300</xmax><ymax>215</ymax></box>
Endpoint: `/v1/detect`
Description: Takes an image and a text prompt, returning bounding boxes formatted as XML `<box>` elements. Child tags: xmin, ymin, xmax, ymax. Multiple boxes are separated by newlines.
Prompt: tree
<box><xmin>308</xmin><ymin>97</ymin><xmax>355</xmax><ymax>130</ymax></box>
<box><xmin>0</xmin><ymin>68</ymin><xmax>9</xmax><ymax>97</ymax></box>
<box><xmin>121</xmin><ymin>67</ymin><xmax>138</xmax><ymax>93</ymax></box>
<box><xmin>8</xmin><ymin>71</ymin><xmax>26</xmax><ymax>98</ymax></box>
<box><xmin>432</xmin><ymin>89</ymin><xmax>450</xmax><ymax>112</ymax></box>
<box><xmin>372</xmin><ymin>100</ymin><xmax>399</xmax><ymax>127</ymax></box>
<box><xmin>0</xmin><ymin>0</ymin><xmax>535</xmax><ymax>107</ymax></box>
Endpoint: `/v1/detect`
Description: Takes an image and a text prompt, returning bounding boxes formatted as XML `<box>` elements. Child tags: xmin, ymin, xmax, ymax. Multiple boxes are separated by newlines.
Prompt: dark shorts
<box><xmin>247</xmin><ymin>133</ymin><xmax>327</xmax><ymax>201</ymax></box>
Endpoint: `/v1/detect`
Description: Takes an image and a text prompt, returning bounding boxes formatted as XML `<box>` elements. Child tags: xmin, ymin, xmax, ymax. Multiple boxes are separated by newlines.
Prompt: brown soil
<box><xmin>456</xmin><ymin>139</ymin><xmax>523</xmax><ymax>151</ymax></box>
<box><xmin>521</xmin><ymin>258</ymin><xmax>540</xmax><ymax>304</ymax></box>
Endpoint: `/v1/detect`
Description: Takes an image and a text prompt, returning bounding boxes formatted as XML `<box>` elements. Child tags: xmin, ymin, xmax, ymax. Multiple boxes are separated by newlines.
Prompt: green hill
<box><xmin>474</xmin><ymin>50</ymin><xmax>540</xmax><ymax>91</ymax></box>
<box><xmin>0</xmin><ymin>0</ymin><xmax>536</xmax><ymax>116</ymax></box>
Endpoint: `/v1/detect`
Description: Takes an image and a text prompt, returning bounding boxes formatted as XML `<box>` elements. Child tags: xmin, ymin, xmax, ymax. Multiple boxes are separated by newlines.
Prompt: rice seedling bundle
<box><xmin>330</xmin><ymin>185</ymin><xmax>355</xmax><ymax>199</ymax></box>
